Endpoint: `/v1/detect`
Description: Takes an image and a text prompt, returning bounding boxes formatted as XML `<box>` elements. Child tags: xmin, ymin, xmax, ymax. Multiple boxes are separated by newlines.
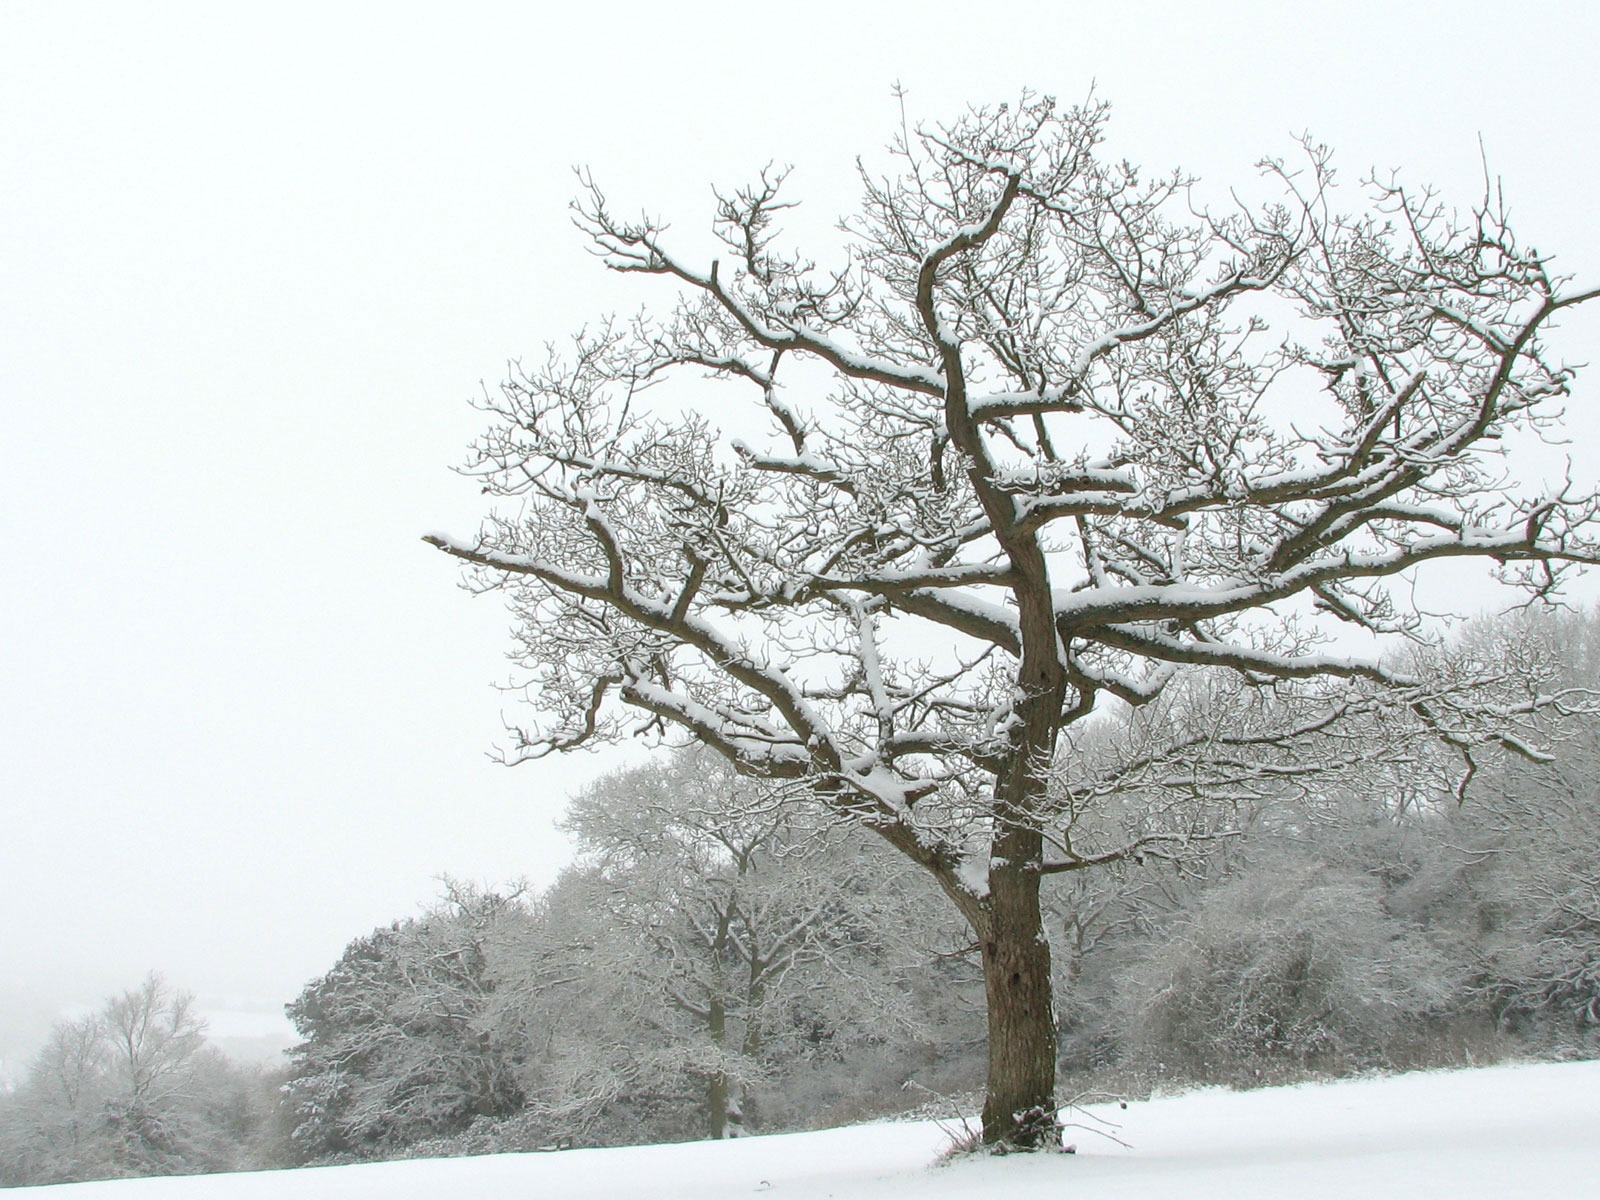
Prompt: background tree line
<box><xmin>5</xmin><ymin>608</ymin><xmax>1598</xmax><ymax>1183</ymax></box>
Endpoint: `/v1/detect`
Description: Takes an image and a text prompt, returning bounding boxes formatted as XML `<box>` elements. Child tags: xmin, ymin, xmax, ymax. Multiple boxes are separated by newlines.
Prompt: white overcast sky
<box><xmin>4</xmin><ymin>0</ymin><xmax>1599</xmax><ymax>1068</ymax></box>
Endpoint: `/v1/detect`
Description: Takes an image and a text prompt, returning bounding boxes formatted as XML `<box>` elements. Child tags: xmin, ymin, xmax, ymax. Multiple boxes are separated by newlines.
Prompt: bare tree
<box><xmin>0</xmin><ymin>975</ymin><xmax>257</xmax><ymax>1185</ymax></box>
<box><xmin>0</xmin><ymin>1016</ymin><xmax>108</xmax><ymax>1184</ymax></box>
<box><xmin>549</xmin><ymin>750</ymin><xmax>932</xmax><ymax>1140</ymax></box>
<box><xmin>428</xmin><ymin>94</ymin><xmax>1599</xmax><ymax>1146</ymax></box>
<box><xmin>98</xmin><ymin>975</ymin><xmax>208</xmax><ymax>1175</ymax></box>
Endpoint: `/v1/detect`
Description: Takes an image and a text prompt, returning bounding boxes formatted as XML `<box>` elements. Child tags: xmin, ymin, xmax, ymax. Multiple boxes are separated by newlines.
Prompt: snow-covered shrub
<box><xmin>282</xmin><ymin>884</ymin><xmax>531</xmax><ymax>1163</ymax></box>
<box><xmin>1456</xmin><ymin>773</ymin><xmax>1600</xmax><ymax>1046</ymax></box>
<box><xmin>1121</xmin><ymin>856</ymin><xmax>1460</xmax><ymax>1077</ymax></box>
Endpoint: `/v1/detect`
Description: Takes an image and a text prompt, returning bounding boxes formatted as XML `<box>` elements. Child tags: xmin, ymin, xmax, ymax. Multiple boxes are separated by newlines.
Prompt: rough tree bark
<box><xmin>429</xmin><ymin>95</ymin><xmax>1599</xmax><ymax>1147</ymax></box>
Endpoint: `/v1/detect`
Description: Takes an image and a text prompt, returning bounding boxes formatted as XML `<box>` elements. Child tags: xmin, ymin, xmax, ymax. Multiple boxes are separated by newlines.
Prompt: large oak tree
<box><xmin>429</xmin><ymin>95</ymin><xmax>1598</xmax><ymax>1146</ymax></box>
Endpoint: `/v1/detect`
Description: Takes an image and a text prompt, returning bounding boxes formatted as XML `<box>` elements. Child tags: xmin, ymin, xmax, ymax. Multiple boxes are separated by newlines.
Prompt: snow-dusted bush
<box><xmin>1449</xmin><ymin>766</ymin><xmax>1600</xmax><ymax>1045</ymax></box>
<box><xmin>1121</xmin><ymin>856</ymin><xmax>1460</xmax><ymax>1076</ymax></box>
<box><xmin>281</xmin><ymin>884</ymin><xmax>531</xmax><ymax>1163</ymax></box>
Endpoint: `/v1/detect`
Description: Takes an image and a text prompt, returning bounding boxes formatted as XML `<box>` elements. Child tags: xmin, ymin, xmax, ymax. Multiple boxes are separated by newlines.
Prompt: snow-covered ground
<box><xmin>17</xmin><ymin>1060</ymin><xmax>1599</xmax><ymax>1198</ymax></box>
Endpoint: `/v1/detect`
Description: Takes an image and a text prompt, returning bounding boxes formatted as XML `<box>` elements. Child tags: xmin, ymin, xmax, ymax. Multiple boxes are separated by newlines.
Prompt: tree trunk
<box><xmin>736</xmin><ymin>971</ymin><xmax>764</xmax><ymax>1136</ymax></box>
<box><xmin>706</xmin><ymin>996</ymin><xmax>731</xmax><ymax>1139</ymax></box>
<box><xmin>979</xmin><ymin>835</ymin><xmax>1059</xmax><ymax>1149</ymax></box>
<box><xmin>968</xmin><ymin>476</ymin><xmax>1066</xmax><ymax>1149</ymax></box>
<box><xmin>706</xmin><ymin>1069</ymin><xmax>732</xmax><ymax>1140</ymax></box>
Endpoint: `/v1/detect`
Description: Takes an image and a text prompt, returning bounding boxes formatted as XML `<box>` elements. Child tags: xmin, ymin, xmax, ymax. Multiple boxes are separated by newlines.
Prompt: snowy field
<box><xmin>17</xmin><ymin>1061</ymin><xmax>1598</xmax><ymax>1199</ymax></box>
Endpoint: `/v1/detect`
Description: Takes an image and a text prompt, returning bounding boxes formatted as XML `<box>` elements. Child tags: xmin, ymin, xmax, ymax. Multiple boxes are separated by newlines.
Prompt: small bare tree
<box><xmin>429</xmin><ymin>94</ymin><xmax>1598</xmax><ymax>1146</ymax></box>
<box><xmin>554</xmin><ymin>750</ymin><xmax>931</xmax><ymax>1140</ymax></box>
<box><xmin>0</xmin><ymin>975</ymin><xmax>238</xmax><ymax>1185</ymax></box>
